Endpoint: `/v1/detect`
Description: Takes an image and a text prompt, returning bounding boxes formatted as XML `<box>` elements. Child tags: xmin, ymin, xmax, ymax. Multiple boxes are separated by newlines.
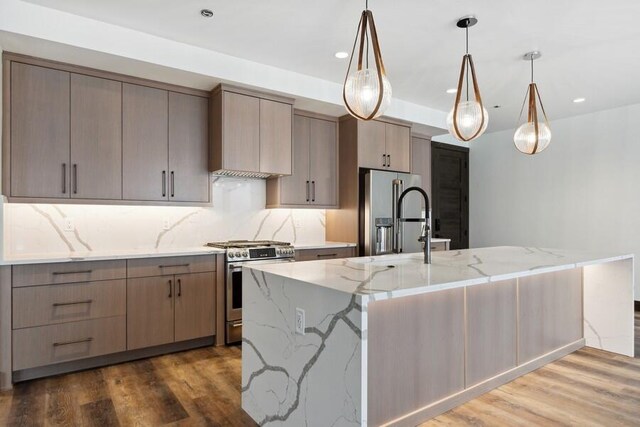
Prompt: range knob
<box><xmin>242</xmin><ymin>251</ymin><xmax>249</xmax><ymax>258</ymax></box>
<box><xmin>228</xmin><ymin>252</ymin><xmax>235</xmax><ymax>258</ymax></box>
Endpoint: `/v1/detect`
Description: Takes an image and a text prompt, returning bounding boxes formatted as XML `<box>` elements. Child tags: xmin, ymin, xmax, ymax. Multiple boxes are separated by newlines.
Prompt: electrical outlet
<box><xmin>162</xmin><ymin>218</ymin><xmax>171</xmax><ymax>230</ymax></box>
<box><xmin>295</xmin><ymin>308</ymin><xmax>305</xmax><ymax>335</ymax></box>
<box><xmin>63</xmin><ymin>218</ymin><xmax>75</xmax><ymax>232</ymax></box>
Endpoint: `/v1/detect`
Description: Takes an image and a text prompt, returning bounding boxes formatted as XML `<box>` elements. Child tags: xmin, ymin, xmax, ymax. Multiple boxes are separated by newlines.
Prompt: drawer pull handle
<box><xmin>158</xmin><ymin>263</ymin><xmax>190</xmax><ymax>269</ymax></box>
<box><xmin>53</xmin><ymin>299</ymin><xmax>93</xmax><ymax>307</ymax></box>
<box><xmin>230</xmin><ymin>322</ymin><xmax>243</xmax><ymax>328</ymax></box>
<box><xmin>53</xmin><ymin>337</ymin><xmax>93</xmax><ymax>347</ymax></box>
<box><xmin>317</xmin><ymin>253</ymin><xmax>338</xmax><ymax>258</ymax></box>
<box><xmin>52</xmin><ymin>270</ymin><xmax>93</xmax><ymax>275</ymax></box>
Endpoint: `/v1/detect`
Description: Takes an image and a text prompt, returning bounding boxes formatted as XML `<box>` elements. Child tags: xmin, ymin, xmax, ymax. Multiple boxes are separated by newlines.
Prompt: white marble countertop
<box><xmin>0</xmin><ymin>242</ymin><xmax>359</xmax><ymax>265</ymax></box>
<box><xmin>0</xmin><ymin>246</ymin><xmax>225</xmax><ymax>265</ymax></box>
<box><xmin>246</xmin><ymin>246</ymin><xmax>633</xmax><ymax>301</ymax></box>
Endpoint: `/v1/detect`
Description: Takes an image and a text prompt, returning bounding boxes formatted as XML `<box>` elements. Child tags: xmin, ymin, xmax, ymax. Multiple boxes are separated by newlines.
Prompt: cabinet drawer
<box><xmin>127</xmin><ymin>255</ymin><xmax>216</xmax><ymax>278</ymax></box>
<box><xmin>12</xmin><ymin>260</ymin><xmax>126</xmax><ymax>287</ymax></box>
<box><xmin>295</xmin><ymin>247</ymin><xmax>356</xmax><ymax>262</ymax></box>
<box><xmin>13</xmin><ymin>279</ymin><xmax>126</xmax><ymax>329</ymax></box>
<box><xmin>431</xmin><ymin>241</ymin><xmax>449</xmax><ymax>252</ymax></box>
<box><xmin>13</xmin><ymin>316</ymin><xmax>126</xmax><ymax>370</ymax></box>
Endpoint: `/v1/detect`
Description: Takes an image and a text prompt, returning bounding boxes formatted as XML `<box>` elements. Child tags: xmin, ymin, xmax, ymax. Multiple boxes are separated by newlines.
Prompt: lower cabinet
<box><xmin>127</xmin><ymin>271</ymin><xmax>216</xmax><ymax>350</ymax></box>
<box><xmin>295</xmin><ymin>246</ymin><xmax>356</xmax><ymax>262</ymax></box>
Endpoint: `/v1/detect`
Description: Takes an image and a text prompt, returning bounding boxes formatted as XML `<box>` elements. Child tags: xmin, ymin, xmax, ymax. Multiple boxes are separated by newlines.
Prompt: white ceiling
<box><xmin>22</xmin><ymin>0</ymin><xmax>640</xmax><ymax>132</ymax></box>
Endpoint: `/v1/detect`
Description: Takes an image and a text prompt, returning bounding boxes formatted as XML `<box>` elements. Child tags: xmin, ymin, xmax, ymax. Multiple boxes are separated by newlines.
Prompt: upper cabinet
<box><xmin>353</xmin><ymin>117</ymin><xmax>411</xmax><ymax>173</ymax></box>
<box><xmin>3</xmin><ymin>54</ymin><xmax>210</xmax><ymax>205</ymax></box>
<box><xmin>210</xmin><ymin>85</ymin><xmax>293</xmax><ymax>177</ymax></box>
<box><xmin>266</xmin><ymin>111</ymin><xmax>338</xmax><ymax>208</ymax></box>
<box><xmin>411</xmin><ymin>134</ymin><xmax>432</xmax><ymax>197</ymax></box>
<box><xmin>9</xmin><ymin>62</ymin><xmax>70</xmax><ymax>199</ymax></box>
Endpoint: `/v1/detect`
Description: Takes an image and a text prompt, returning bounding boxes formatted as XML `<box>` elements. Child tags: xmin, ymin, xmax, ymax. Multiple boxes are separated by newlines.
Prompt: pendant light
<box><xmin>514</xmin><ymin>51</ymin><xmax>551</xmax><ymax>155</ymax></box>
<box><xmin>447</xmin><ymin>16</ymin><xmax>488</xmax><ymax>142</ymax></box>
<box><xmin>343</xmin><ymin>0</ymin><xmax>391</xmax><ymax>120</ymax></box>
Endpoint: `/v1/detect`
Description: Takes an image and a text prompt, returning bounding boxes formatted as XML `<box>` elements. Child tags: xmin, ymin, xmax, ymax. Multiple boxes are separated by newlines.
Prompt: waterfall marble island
<box><xmin>241</xmin><ymin>246</ymin><xmax>634</xmax><ymax>426</ymax></box>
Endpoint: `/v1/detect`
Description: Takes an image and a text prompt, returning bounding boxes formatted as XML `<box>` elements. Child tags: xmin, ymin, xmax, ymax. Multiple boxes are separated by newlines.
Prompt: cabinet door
<box><xmin>278</xmin><ymin>115</ymin><xmax>310</xmax><ymax>205</ymax></box>
<box><xmin>168</xmin><ymin>92</ymin><xmax>210</xmax><ymax>202</ymax></box>
<box><xmin>122</xmin><ymin>83</ymin><xmax>169</xmax><ymax>201</ymax></box>
<box><xmin>259</xmin><ymin>99</ymin><xmax>292</xmax><ymax>175</ymax></box>
<box><xmin>309</xmin><ymin>118</ymin><xmax>338</xmax><ymax>206</ymax></box>
<box><xmin>174</xmin><ymin>272</ymin><xmax>216</xmax><ymax>342</ymax></box>
<box><xmin>70</xmin><ymin>74</ymin><xmax>122</xmax><ymax>200</ymax></box>
<box><xmin>127</xmin><ymin>276</ymin><xmax>175</xmax><ymax>350</ymax></box>
<box><xmin>385</xmin><ymin>123</ymin><xmax>411</xmax><ymax>173</ymax></box>
<box><xmin>411</xmin><ymin>136</ymin><xmax>431</xmax><ymax>197</ymax></box>
<box><xmin>222</xmin><ymin>91</ymin><xmax>260</xmax><ymax>172</ymax></box>
<box><xmin>10</xmin><ymin>63</ymin><xmax>70</xmax><ymax>198</ymax></box>
<box><xmin>357</xmin><ymin>120</ymin><xmax>386</xmax><ymax>169</ymax></box>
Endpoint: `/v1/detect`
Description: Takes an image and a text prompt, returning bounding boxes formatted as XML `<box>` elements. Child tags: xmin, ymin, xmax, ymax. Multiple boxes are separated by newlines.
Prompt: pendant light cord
<box><xmin>465</xmin><ymin>27</ymin><xmax>469</xmax><ymax>101</ymax></box>
<box><xmin>530</xmin><ymin>56</ymin><xmax>534</xmax><ymax>83</ymax></box>
<box><xmin>365</xmin><ymin>0</ymin><xmax>369</xmax><ymax>68</ymax></box>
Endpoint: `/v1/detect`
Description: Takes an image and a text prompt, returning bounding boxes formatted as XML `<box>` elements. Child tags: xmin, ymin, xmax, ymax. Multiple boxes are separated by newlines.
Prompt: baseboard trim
<box><xmin>13</xmin><ymin>336</ymin><xmax>214</xmax><ymax>383</ymax></box>
<box><xmin>382</xmin><ymin>339</ymin><xmax>585</xmax><ymax>427</ymax></box>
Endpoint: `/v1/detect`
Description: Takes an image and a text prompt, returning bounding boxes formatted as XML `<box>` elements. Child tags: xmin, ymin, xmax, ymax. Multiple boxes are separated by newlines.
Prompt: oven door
<box><xmin>226</xmin><ymin>258</ymin><xmax>294</xmax><ymax>344</ymax></box>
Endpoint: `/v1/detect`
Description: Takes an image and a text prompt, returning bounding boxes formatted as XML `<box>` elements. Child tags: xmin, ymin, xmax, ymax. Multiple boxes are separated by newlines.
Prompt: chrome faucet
<box><xmin>396</xmin><ymin>186</ymin><xmax>431</xmax><ymax>264</ymax></box>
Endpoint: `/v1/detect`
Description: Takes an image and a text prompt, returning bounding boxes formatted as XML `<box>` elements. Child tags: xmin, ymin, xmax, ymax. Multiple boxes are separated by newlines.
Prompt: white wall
<box><xmin>469</xmin><ymin>103</ymin><xmax>640</xmax><ymax>300</ymax></box>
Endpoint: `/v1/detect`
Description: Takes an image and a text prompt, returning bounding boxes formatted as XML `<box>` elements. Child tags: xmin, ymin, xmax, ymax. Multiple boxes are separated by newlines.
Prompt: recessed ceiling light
<box><xmin>573</xmin><ymin>97</ymin><xmax>586</xmax><ymax>103</ymax></box>
<box><xmin>446</xmin><ymin>88</ymin><xmax>457</xmax><ymax>94</ymax></box>
<box><xmin>493</xmin><ymin>105</ymin><xmax>501</xmax><ymax>109</ymax></box>
<box><xmin>335</xmin><ymin>52</ymin><xmax>349</xmax><ymax>59</ymax></box>
<box><xmin>200</xmin><ymin>9</ymin><xmax>213</xmax><ymax>18</ymax></box>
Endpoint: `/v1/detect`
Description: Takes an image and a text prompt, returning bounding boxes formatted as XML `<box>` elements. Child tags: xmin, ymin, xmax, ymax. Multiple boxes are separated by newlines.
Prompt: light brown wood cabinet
<box><xmin>70</xmin><ymin>74</ymin><xmax>123</xmax><ymax>200</ymax></box>
<box><xmin>266</xmin><ymin>112</ymin><xmax>338</xmax><ymax>208</ymax></box>
<box><xmin>355</xmin><ymin>118</ymin><xmax>411</xmax><ymax>172</ymax></box>
<box><xmin>210</xmin><ymin>85</ymin><xmax>294</xmax><ymax>177</ymax></box>
<box><xmin>3</xmin><ymin>54</ymin><xmax>210</xmax><ymax>205</ymax></box>
<box><xmin>127</xmin><ymin>271</ymin><xmax>216</xmax><ymax>350</ymax></box>
<box><xmin>411</xmin><ymin>135</ymin><xmax>432</xmax><ymax>198</ymax></box>
<box><xmin>294</xmin><ymin>246</ymin><xmax>356</xmax><ymax>261</ymax></box>
<box><xmin>9</xmin><ymin>62</ymin><xmax>70</xmax><ymax>198</ymax></box>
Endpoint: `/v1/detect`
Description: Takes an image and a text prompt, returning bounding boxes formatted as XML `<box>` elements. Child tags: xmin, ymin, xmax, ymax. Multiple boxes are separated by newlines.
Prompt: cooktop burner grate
<box><xmin>205</xmin><ymin>240</ymin><xmax>291</xmax><ymax>249</ymax></box>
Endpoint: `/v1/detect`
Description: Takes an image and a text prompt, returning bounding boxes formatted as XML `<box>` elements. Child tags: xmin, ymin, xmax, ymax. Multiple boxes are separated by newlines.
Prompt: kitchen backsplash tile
<box><xmin>2</xmin><ymin>177</ymin><xmax>326</xmax><ymax>257</ymax></box>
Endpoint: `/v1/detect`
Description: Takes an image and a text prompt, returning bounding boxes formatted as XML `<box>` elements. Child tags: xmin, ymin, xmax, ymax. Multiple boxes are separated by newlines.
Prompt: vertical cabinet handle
<box><xmin>382</xmin><ymin>154</ymin><xmax>387</xmax><ymax>167</ymax></box>
<box><xmin>170</xmin><ymin>171</ymin><xmax>175</xmax><ymax>198</ymax></box>
<box><xmin>73</xmin><ymin>164</ymin><xmax>78</xmax><ymax>194</ymax></box>
<box><xmin>306</xmin><ymin>180</ymin><xmax>310</xmax><ymax>202</ymax></box>
<box><xmin>162</xmin><ymin>171</ymin><xmax>167</xmax><ymax>197</ymax></box>
<box><xmin>311</xmin><ymin>181</ymin><xmax>316</xmax><ymax>202</ymax></box>
<box><xmin>177</xmin><ymin>278</ymin><xmax>182</xmax><ymax>297</ymax></box>
<box><xmin>62</xmin><ymin>163</ymin><xmax>67</xmax><ymax>194</ymax></box>
<box><xmin>168</xmin><ymin>279</ymin><xmax>172</xmax><ymax>298</ymax></box>
<box><xmin>387</xmin><ymin>155</ymin><xmax>391</xmax><ymax>168</ymax></box>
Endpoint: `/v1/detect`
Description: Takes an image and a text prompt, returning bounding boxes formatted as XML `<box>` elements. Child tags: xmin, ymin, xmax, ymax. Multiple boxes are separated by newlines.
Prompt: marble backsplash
<box><xmin>1</xmin><ymin>177</ymin><xmax>326</xmax><ymax>257</ymax></box>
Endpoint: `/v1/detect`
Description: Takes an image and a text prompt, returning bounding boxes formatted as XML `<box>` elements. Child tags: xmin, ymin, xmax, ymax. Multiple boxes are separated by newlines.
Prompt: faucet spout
<box><xmin>396</xmin><ymin>186</ymin><xmax>431</xmax><ymax>264</ymax></box>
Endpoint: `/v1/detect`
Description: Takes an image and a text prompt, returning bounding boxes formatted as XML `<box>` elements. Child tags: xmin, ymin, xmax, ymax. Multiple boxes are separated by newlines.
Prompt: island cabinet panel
<box><xmin>168</xmin><ymin>92</ymin><xmax>210</xmax><ymax>202</ymax></box>
<box><xmin>122</xmin><ymin>83</ymin><xmax>169</xmax><ymax>201</ymax></box>
<box><xmin>466</xmin><ymin>279</ymin><xmax>517</xmax><ymax>386</ymax></box>
<box><xmin>174</xmin><ymin>272</ymin><xmax>216</xmax><ymax>342</ymax></box>
<box><xmin>10</xmin><ymin>62</ymin><xmax>70</xmax><ymax>198</ymax></box>
<box><xmin>259</xmin><ymin>99</ymin><xmax>292</xmax><ymax>175</ymax></box>
<box><xmin>70</xmin><ymin>74</ymin><xmax>122</xmax><ymax>200</ymax></box>
<box><xmin>127</xmin><ymin>276</ymin><xmax>175</xmax><ymax>350</ymax></box>
<box><xmin>367</xmin><ymin>287</ymin><xmax>465</xmax><ymax>427</ymax></box>
<box><xmin>518</xmin><ymin>268</ymin><xmax>583</xmax><ymax>364</ymax></box>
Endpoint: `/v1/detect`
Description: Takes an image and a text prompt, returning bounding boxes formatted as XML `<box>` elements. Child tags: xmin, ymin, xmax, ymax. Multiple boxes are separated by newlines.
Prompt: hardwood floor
<box><xmin>0</xmin><ymin>312</ymin><xmax>638</xmax><ymax>426</ymax></box>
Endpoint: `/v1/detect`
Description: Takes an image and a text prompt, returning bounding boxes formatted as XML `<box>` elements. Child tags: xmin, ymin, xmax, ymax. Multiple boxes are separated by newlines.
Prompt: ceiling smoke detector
<box><xmin>200</xmin><ymin>9</ymin><xmax>213</xmax><ymax>18</ymax></box>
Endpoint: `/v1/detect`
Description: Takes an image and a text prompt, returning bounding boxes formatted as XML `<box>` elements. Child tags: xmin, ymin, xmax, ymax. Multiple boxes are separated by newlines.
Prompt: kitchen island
<box><xmin>241</xmin><ymin>247</ymin><xmax>634</xmax><ymax>426</ymax></box>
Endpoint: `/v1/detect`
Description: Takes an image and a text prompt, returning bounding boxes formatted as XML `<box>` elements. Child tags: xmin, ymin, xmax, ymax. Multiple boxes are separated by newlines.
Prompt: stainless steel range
<box><xmin>205</xmin><ymin>240</ymin><xmax>295</xmax><ymax>344</ymax></box>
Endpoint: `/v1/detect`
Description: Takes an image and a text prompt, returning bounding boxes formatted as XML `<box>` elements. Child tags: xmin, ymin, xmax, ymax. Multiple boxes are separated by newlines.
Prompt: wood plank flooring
<box><xmin>0</xmin><ymin>312</ymin><xmax>638</xmax><ymax>426</ymax></box>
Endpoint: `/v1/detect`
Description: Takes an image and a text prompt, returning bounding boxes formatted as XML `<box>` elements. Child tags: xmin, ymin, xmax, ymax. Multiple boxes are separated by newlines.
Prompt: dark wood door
<box><xmin>431</xmin><ymin>142</ymin><xmax>469</xmax><ymax>249</ymax></box>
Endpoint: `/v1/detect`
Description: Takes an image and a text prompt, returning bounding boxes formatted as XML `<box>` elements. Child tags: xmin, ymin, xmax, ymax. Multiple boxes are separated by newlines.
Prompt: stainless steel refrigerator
<box><xmin>361</xmin><ymin>170</ymin><xmax>427</xmax><ymax>256</ymax></box>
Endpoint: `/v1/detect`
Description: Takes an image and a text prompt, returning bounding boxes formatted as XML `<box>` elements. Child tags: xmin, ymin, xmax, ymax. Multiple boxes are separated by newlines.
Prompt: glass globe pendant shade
<box><xmin>342</xmin><ymin>9</ymin><xmax>391</xmax><ymax>121</ymax></box>
<box><xmin>344</xmin><ymin>69</ymin><xmax>392</xmax><ymax>120</ymax></box>
<box><xmin>447</xmin><ymin>100</ymin><xmax>488</xmax><ymax>141</ymax></box>
<box><xmin>514</xmin><ymin>121</ymin><xmax>551</xmax><ymax>154</ymax></box>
